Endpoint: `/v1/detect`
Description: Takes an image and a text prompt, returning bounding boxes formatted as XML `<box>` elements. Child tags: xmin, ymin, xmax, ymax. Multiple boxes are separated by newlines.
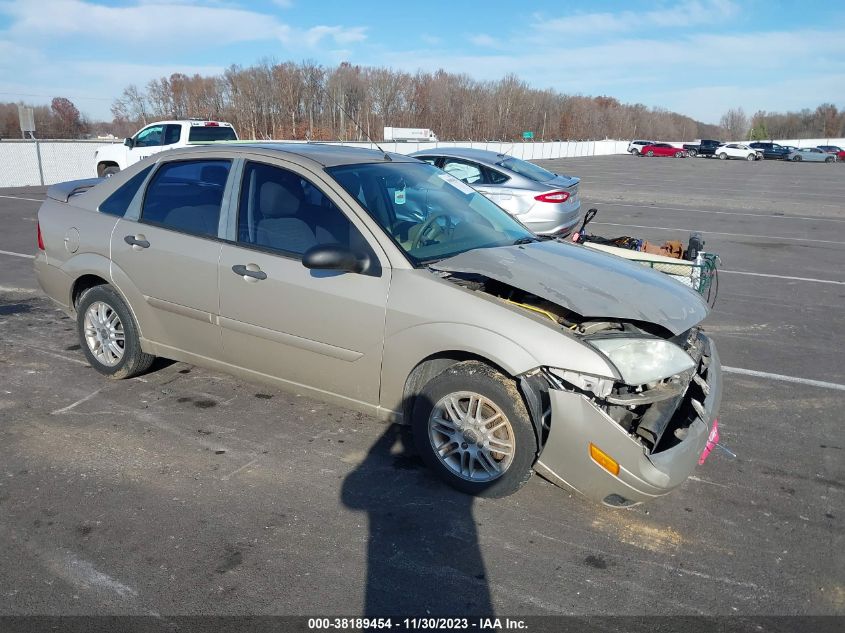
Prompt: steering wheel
<box><xmin>410</xmin><ymin>212</ymin><xmax>452</xmax><ymax>250</ymax></box>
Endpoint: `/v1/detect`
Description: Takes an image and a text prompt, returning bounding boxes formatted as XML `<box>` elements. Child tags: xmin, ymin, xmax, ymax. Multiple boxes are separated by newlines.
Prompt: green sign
<box><xmin>522</xmin><ymin>131</ymin><xmax>534</xmax><ymax>139</ymax></box>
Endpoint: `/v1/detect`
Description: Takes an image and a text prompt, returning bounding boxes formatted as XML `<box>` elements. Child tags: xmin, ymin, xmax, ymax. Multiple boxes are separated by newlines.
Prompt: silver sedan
<box><xmin>788</xmin><ymin>147</ymin><xmax>837</xmax><ymax>163</ymax></box>
<box><xmin>410</xmin><ymin>148</ymin><xmax>581</xmax><ymax>236</ymax></box>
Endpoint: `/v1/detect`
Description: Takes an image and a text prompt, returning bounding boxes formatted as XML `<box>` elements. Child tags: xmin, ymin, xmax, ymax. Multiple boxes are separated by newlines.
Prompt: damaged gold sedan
<box><xmin>35</xmin><ymin>144</ymin><xmax>722</xmax><ymax>505</ymax></box>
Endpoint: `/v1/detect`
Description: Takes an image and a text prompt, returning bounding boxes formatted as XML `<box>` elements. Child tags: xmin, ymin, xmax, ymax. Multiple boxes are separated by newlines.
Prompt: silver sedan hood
<box><xmin>432</xmin><ymin>241</ymin><xmax>708</xmax><ymax>335</ymax></box>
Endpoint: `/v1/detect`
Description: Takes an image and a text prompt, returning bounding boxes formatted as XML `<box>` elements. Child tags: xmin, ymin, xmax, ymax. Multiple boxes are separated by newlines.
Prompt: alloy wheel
<box><xmin>428</xmin><ymin>391</ymin><xmax>515</xmax><ymax>482</ymax></box>
<box><xmin>83</xmin><ymin>301</ymin><xmax>125</xmax><ymax>366</ymax></box>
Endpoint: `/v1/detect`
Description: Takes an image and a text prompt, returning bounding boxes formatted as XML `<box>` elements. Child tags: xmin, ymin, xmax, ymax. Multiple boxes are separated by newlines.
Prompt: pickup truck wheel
<box><xmin>76</xmin><ymin>285</ymin><xmax>154</xmax><ymax>379</ymax></box>
<box><xmin>688</xmin><ymin>149</ymin><xmax>697</xmax><ymax>157</ymax></box>
<box><xmin>102</xmin><ymin>165</ymin><xmax>120</xmax><ymax>177</ymax></box>
<box><xmin>412</xmin><ymin>361</ymin><xmax>537</xmax><ymax>498</ymax></box>
<box><xmin>719</xmin><ymin>152</ymin><xmax>728</xmax><ymax>160</ymax></box>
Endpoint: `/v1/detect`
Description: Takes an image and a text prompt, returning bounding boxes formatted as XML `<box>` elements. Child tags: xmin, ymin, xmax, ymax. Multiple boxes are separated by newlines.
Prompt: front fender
<box><xmin>379</xmin><ymin>322</ymin><xmax>540</xmax><ymax>417</ymax></box>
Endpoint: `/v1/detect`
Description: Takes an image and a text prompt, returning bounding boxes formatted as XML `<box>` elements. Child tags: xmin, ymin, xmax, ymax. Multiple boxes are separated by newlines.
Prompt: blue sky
<box><xmin>1</xmin><ymin>0</ymin><xmax>843</xmax><ymax>124</ymax></box>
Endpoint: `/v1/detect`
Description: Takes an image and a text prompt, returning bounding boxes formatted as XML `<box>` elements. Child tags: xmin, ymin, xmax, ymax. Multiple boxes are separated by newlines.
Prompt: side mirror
<box><xmin>124</xmin><ymin>137</ymin><xmax>134</xmax><ymax>148</ymax></box>
<box><xmin>302</xmin><ymin>244</ymin><xmax>369</xmax><ymax>274</ymax></box>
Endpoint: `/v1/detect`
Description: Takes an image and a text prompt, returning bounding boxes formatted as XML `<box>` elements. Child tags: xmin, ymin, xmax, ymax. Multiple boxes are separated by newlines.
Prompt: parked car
<box><xmin>35</xmin><ymin>144</ymin><xmax>721</xmax><ymax>505</ymax></box>
<box><xmin>627</xmin><ymin>140</ymin><xmax>656</xmax><ymax>156</ymax></box>
<box><xmin>817</xmin><ymin>145</ymin><xmax>845</xmax><ymax>160</ymax></box>
<box><xmin>748</xmin><ymin>142</ymin><xmax>790</xmax><ymax>160</ymax></box>
<box><xmin>682</xmin><ymin>139</ymin><xmax>721</xmax><ymax>158</ymax></box>
<box><xmin>715</xmin><ymin>144</ymin><xmax>762</xmax><ymax>161</ymax></box>
<box><xmin>639</xmin><ymin>143</ymin><xmax>688</xmax><ymax>158</ymax></box>
<box><xmin>789</xmin><ymin>147</ymin><xmax>837</xmax><ymax>162</ymax></box>
<box><xmin>95</xmin><ymin>120</ymin><xmax>238</xmax><ymax>177</ymax></box>
<box><xmin>409</xmin><ymin>148</ymin><xmax>581</xmax><ymax>236</ymax></box>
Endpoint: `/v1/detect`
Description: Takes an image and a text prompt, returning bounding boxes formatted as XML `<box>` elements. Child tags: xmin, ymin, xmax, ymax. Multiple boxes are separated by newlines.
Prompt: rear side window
<box><xmin>187</xmin><ymin>126</ymin><xmax>238</xmax><ymax>142</ymax></box>
<box><xmin>99</xmin><ymin>166</ymin><xmax>153</xmax><ymax>217</ymax></box>
<box><xmin>140</xmin><ymin>159</ymin><xmax>231</xmax><ymax>238</ymax></box>
<box><xmin>484</xmin><ymin>167</ymin><xmax>509</xmax><ymax>184</ymax></box>
<box><xmin>163</xmin><ymin>125</ymin><xmax>182</xmax><ymax>145</ymax></box>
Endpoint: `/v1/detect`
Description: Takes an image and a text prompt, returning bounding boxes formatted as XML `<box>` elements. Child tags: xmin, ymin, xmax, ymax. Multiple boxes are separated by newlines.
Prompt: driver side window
<box><xmin>134</xmin><ymin>125</ymin><xmax>165</xmax><ymax>148</ymax></box>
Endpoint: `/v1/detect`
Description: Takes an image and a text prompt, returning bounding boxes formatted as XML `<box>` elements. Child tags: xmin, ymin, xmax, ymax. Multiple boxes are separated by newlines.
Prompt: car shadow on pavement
<box><xmin>341</xmin><ymin>410</ymin><xmax>494</xmax><ymax>619</ymax></box>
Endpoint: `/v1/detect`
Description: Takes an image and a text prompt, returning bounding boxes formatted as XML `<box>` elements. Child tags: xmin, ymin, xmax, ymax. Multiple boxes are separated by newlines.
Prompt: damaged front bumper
<box><xmin>535</xmin><ymin>334</ymin><xmax>722</xmax><ymax>506</ymax></box>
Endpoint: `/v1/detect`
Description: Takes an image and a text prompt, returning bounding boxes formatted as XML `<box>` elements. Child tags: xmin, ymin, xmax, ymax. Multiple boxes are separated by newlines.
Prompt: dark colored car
<box><xmin>817</xmin><ymin>145</ymin><xmax>845</xmax><ymax>160</ymax></box>
<box><xmin>639</xmin><ymin>143</ymin><xmax>688</xmax><ymax>158</ymax></box>
<box><xmin>748</xmin><ymin>142</ymin><xmax>791</xmax><ymax>160</ymax></box>
<box><xmin>682</xmin><ymin>139</ymin><xmax>721</xmax><ymax>158</ymax></box>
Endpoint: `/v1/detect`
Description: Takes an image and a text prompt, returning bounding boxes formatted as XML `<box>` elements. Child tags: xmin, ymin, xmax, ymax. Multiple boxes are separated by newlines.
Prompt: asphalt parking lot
<box><xmin>0</xmin><ymin>156</ymin><xmax>842</xmax><ymax>620</ymax></box>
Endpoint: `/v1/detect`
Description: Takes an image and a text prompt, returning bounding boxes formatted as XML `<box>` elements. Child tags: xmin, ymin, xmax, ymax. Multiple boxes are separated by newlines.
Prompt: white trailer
<box><xmin>383</xmin><ymin>127</ymin><xmax>438</xmax><ymax>142</ymax></box>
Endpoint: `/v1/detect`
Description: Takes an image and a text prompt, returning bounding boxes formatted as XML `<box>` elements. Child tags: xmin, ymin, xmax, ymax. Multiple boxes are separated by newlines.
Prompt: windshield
<box><xmin>495</xmin><ymin>156</ymin><xmax>557</xmax><ymax>182</ymax></box>
<box><xmin>327</xmin><ymin>162</ymin><xmax>535</xmax><ymax>265</ymax></box>
<box><xmin>187</xmin><ymin>126</ymin><xmax>238</xmax><ymax>142</ymax></box>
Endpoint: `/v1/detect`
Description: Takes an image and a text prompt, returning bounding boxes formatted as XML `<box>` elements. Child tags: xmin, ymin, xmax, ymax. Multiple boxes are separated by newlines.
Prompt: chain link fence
<box><xmin>0</xmin><ymin>139</ymin><xmax>116</xmax><ymax>188</ymax></box>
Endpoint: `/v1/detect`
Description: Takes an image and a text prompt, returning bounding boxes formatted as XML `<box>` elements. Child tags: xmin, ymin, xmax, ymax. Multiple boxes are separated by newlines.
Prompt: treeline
<box><xmin>748</xmin><ymin>104</ymin><xmax>844</xmax><ymax>140</ymax></box>
<box><xmin>110</xmin><ymin>60</ymin><xmax>723</xmax><ymax>142</ymax></box>
<box><xmin>4</xmin><ymin>61</ymin><xmax>842</xmax><ymax>143</ymax></box>
<box><xmin>0</xmin><ymin>98</ymin><xmax>89</xmax><ymax>139</ymax></box>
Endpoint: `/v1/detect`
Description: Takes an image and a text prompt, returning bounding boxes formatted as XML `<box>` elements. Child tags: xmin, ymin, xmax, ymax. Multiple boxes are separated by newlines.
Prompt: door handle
<box><xmin>124</xmin><ymin>234</ymin><xmax>150</xmax><ymax>250</ymax></box>
<box><xmin>232</xmin><ymin>264</ymin><xmax>267</xmax><ymax>281</ymax></box>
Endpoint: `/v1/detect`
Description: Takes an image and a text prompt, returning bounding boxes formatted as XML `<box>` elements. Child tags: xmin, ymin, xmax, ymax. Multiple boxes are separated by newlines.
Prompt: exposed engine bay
<box><xmin>438</xmin><ymin>269</ymin><xmax>713</xmax><ymax>457</ymax></box>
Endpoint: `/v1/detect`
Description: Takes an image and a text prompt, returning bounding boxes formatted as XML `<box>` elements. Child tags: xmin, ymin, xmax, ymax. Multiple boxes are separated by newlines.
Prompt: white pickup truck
<box><xmin>95</xmin><ymin>120</ymin><xmax>238</xmax><ymax>177</ymax></box>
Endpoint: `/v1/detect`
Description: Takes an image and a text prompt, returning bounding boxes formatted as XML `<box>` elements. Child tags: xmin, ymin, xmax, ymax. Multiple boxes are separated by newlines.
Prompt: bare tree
<box><xmin>719</xmin><ymin>107</ymin><xmax>749</xmax><ymax>140</ymax></box>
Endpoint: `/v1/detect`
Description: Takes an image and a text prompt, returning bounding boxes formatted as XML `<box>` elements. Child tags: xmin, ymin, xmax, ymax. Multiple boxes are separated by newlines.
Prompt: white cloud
<box><xmin>420</xmin><ymin>33</ymin><xmax>442</xmax><ymax>46</ymax></box>
<box><xmin>469</xmin><ymin>34</ymin><xmax>499</xmax><ymax>48</ymax></box>
<box><xmin>0</xmin><ymin>0</ymin><xmax>364</xmax><ymax>49</ymax></box>
<box><xmin>373</xmin><ymin>26</ymin><xmax>845</xmax><ymax>123</ymax></box>
<box><xmin>534</xmin><ymin>0</ymin><xmax>738</xmax><ymax>35</ymax></box>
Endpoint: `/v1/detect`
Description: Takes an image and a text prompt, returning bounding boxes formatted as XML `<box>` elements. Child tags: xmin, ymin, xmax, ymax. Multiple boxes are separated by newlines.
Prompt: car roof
<box><xmin>409</xmin><ymin>147</ymin><xmax>518</xmax><ymax>163</ymax></box>
<box><xmin>165</xmin><ymin>142</ymin><xmax>419</xmax><ymax>167</ymax></box>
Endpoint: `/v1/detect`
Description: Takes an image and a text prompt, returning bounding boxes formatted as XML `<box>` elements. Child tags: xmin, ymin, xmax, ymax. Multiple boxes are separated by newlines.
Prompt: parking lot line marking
<box><xmin>590</xmin><ymin>201</ymin><xmax>845</xmax><ymax>224</ymax></box>
<box><xmin>722</xmin><ymin>366</ymin><xmax>845</xmax><ymax>392</ymax></box>
<box><xmin>0</xmin><ymin>194</ymin><xmax>43</xmax><ymax>202</ymax></box>
<box><xmin>721</xmin><ymin>270</ymin><xmax>845</xmax><ymax>285</ymax></box>
<box><xmin>220</xmin><ymin>456</ymin><xmax>261</xmax><ymax>481</ymax></box>
<box><xmin>591</xmin><ymin>222</ymin><xmax>845</xmax><ymax>245</ymax></box>
<box><xmin>0</xmin><ymin>249</ymin><xmax>34</xmax><ymax>259</ymax></box>
<box><xmin>52</xmin><ymin>388</ymin><xmax>104</xmax><ymax>415</ymax></box>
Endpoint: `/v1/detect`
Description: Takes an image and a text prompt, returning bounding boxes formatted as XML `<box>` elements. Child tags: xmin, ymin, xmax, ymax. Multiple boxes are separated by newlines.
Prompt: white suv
<box><xmin>627</xmin><ymin>140</ymin><xmax>656</xmax><ymax>156</ymax></box>
<box><xmin>95</xmin><ymin>120</ymin><xmax>238</xmax><ymax>177</ymax></box>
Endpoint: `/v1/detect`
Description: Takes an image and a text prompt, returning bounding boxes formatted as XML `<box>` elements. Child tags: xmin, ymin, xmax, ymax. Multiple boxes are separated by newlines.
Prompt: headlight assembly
<box><xmin>589</xmin><ymin>338</ymin><xmax>695</xmax><ymax>386</ymax></box>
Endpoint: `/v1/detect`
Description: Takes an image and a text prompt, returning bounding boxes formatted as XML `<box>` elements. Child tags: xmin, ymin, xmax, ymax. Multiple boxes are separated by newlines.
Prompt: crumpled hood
<box><xmin>432</xmin><ymin>241</ymin><xmax>708</xmax><ymax>335</ymax></box>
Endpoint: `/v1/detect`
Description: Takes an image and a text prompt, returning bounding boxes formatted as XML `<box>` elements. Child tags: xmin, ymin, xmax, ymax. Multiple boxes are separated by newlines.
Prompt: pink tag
<box><xmin>571</xmin><ymin>232</ymin><xmax>580</xmax><ymax>243</ymax></box>
<box><xmin>698</xmin><ymin>419</ymin><xmax>719</xmax><ymax>465</ymax></box>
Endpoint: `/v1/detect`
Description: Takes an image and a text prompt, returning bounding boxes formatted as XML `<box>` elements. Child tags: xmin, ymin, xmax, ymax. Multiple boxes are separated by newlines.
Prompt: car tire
<box><xmin>825</xmin><ymin>156</ymin><xmax>834</xmax><ymax>163</ymax></box>
<box><xmin>746</xmin><ymin>153</ymin><xmax>755</xmax><ymax>161</ymax></box>
<box><xmin>793</xmin><ymin>155</ymin><xmax>802</xmax><ymax>162</ymax></box>
<box><xmin>630</xmin><ymin>149</ymin><xmax>640</xmax><ymax>156</ymax></box>
<box><xmin>675</xmin><ymin>151</ymin><xmax>684</xmax><ymax>158</ymax></box>
<box><xmin>76</xmin><ymin>284</ymin><xmax>155</xmax><ymax>379</ymax></box>
<box><xmin>102</xmin><ymin>165</ymin><xmax>120</xmax><ymax>177</ymax></box>
<box><xmin>719</xmin><ymin>152</ymin><xmax>728</xmax><ymax>160</ymax></box>
<box><xmin>411</xmin><ymin>361</ymin><xmax>537</xmax><ymax>498</ymax></box>
<box><xmin>688</xmin><ymin>149</ymin><xmax>697</xmax><ymax>158</ymax></box>
<box><xmin>646</xmin><ymin>150</ymin><xmax>654</xmax><ymax>157</ymax></box>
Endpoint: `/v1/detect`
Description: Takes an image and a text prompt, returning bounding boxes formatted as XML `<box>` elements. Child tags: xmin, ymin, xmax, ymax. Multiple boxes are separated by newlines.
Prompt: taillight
<box><xmin>534</xmin><ymin>190</ymin><xmax>571</xmax><ymax>203</ymax></box>
<box><xmin>37</xmin><ymin>221</ymin><xmax>45</xmax><ymax>251</ymax></box>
